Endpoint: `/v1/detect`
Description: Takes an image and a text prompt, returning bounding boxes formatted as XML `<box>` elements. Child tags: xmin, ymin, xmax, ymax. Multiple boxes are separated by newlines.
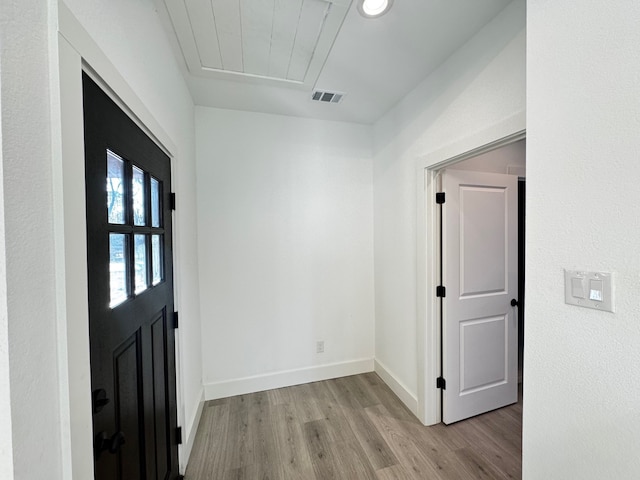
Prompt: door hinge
<box><xmin>436</xmin><ymin>192</ymin><xmax>445</xmax><ymax>204</ymax></box>
<box><xmin>436</xmin><ymin>286</ymin><xmax>446</xmax><ymax>298</ymax></box>
<box><xmin>176</xmin><ymin>426</ymin><xmax>183</xmax><ymax>445</ymax></box>
<box><xmin>436</xmin><ymin>377</ymin><xmax>446</xmax><ymax>390</ymax></box>
<box><xmin>173</xmin><ymin>311</ymin><xmax>179</xmax><ymax>329</ymax></box>
<box><xmin>170</xmin><ymin>192</ymin><xmax>176</xmax><ymax>210</ymax></box>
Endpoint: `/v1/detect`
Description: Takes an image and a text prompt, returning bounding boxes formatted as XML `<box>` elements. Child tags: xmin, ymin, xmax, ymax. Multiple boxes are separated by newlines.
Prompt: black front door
<box><xmin>83</xmin><ymin>73</ymin><xmax>180</xmax><ymax>480</ymax></box>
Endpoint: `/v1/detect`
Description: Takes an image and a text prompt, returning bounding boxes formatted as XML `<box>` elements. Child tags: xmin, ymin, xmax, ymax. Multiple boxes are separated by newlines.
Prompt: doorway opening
<box><xmin>415</xmin><ymin>130</ymin><xmax>526</xmax><ymax>428</ymax></box>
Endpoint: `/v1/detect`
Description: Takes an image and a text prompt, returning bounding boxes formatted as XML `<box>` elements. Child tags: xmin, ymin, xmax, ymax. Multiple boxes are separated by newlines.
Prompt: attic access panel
<box><xmin>164</xmin><ymin>0</ymin><xmax>351</xmax><ymax>89</ymax></box>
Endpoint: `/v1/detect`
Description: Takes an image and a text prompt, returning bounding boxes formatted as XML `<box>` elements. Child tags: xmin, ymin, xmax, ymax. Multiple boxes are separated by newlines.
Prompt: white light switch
<box><xmin>564</xmin><ymin>270</ymin><xmax>614</xmax><ymax>313</ymax></box>
<box><xmin>571</xmin><ymin>278</ymin><xmax>585</xmax><ymax>298</ymax></box>
<box><xmin>589</xmin><ymin>279</ymin><xmax>603</xmax><ymax>301</ymax></box>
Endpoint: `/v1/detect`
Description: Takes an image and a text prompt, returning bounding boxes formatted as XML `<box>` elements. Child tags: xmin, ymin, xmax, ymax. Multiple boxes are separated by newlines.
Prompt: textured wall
<box><xmin>0</xmin><ymin>0</ymin><xmax>63</xmax><ymax>478</ymax></box>
<box><xmin>524</xmin><ymin>1</ymin><xmax>640</xmax><ymax>478</ymax></box>
<box><xmin>196</xmin><ymin>107</ymin><xmax>374</xmax><ymax>393</ymax></box>
<box><xmin>372</xmin><ymin>0</ymin><xmax>526</xmax><ymax>399</ymax></box>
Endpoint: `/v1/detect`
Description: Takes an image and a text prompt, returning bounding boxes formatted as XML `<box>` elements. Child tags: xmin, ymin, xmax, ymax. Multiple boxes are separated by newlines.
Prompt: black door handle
<box><xmin>511</xmin><ymin>299</ymin><xmax>519</xmax><ymax>307</ymax></box>
<box><xmin>108</xmin><ymin>431</ymin><xmax>126</xmax><ymax>454</ymax></box>
<box><xmin>92</xmin><ymin>389</ymin><xmax>110</xmax><ymax>414</ymax></box>
<box><xmin>94</xmin><ymin>431</ymin><xmax>126</xmax><ymax>459</ymax></box>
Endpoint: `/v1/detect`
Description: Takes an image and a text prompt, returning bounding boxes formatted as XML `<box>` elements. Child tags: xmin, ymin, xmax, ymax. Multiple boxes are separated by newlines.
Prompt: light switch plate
<box><xmin>564</xmin><ymin>270</ymin><xmax>614</xmax><ymax>313</ymax></box>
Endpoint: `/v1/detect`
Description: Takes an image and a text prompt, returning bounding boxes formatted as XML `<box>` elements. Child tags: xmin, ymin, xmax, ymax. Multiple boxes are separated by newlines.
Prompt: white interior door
<box><xmin>441</xmin><ymin>170</ymin><xmax>518</xmax><ymax>424</ymax></box>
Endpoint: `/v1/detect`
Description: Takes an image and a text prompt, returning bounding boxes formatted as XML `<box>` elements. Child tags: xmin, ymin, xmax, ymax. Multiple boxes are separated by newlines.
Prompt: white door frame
<box><xmin>415</xmin><ymin>124</ymin><xmax>525</xmax><ymax>425</ymax></box>
<box><xmin>54</xmin><ymin>4</ymin><xmax>186</xmax><ymax>477</ymax></box>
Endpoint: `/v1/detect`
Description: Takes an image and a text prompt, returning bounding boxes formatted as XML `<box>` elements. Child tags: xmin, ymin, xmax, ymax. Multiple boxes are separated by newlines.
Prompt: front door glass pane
<box><xmin>151</xmin><ymin>235</ymin><xmax>162</xmax><ymax>285</ymax></box>
<box><xmin>151</xmin><ymin>177</ymin><xmax>160</xmax><ymax>227</ymax></box>
<box><xmin>134</xmin><ymin>234</ymin><xmax>148</xmax><ymax>294</ymax></box>
<box><xmin>132</xmin><ymin>166</ymin><xmax>146</xmax><ymax>226</ymax></box>
<box><xmin>109</xmin><ymin>233</ymin><xmax>128</xmax><ymax>307</ymax></box>
<box><xmin>107</xmin><ymin>151</ymin><xmax>125</xmax><ymax>224</ymax></box>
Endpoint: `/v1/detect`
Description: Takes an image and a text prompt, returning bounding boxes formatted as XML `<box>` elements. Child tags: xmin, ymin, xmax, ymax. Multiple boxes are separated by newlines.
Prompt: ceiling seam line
<box><xmin>267</xmin><ymin>0</ymin><xmax>276</xmax><ymax>77</ymax></box>
<box><xmin>285</xmin><ymin>0</ymin><xmax>305</xmax><ymax>80</ymax></box>
<box><xmin>300</xmin><ymin>1</ymin><xmax>331</xmax><ymax>83</ymax></box>
<box><xmin>183</xmin><ymin>0</ymin><xmax>206</xmax><ymax>69</ymax></box>
<box><xmin>238</xmin><ymin>0</ymin><xmax>245</xmax><ymax>72</ymax></box>
<box><xmin>209</xmin><ymin>0</ymin><xmax>224</xmax><ymax>69</ymax></box>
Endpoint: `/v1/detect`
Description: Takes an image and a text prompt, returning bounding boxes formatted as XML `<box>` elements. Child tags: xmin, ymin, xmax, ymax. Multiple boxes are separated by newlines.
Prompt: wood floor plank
<box><xmin>352</xmin><ymin>373</ymin><xmax>382</xmax><ymax>401</ymax></box>
<box><xmin>343</xmin><ymin>374</ymin><xmax>383</xmax><ymax>408</ymax></box>
<box><xmin>310</xmin><ymin>383</ymin><xmax>358</xmax><ymax>445</ymax></box>
<box><xmin>365</xmin><ymin>405</ymin><xmax>445</xmax><ymax>480</ymax></box>
<box><xmin>326</xmin><ymin>377</ymin><xmax>362</xmax><ymax>410</ymax></box>
<box><xmin>267</xmin><ymin>385</ymin><xmax>294</xmax><ymax>406</ymax></box>
<box><xmin>394</xmin><ymin>418</ymin><xmax>474</xmax><ymax>480</ymax></box>
<box><xmin>341</xmin><ymin>407</ymin><xmax>398</xmax><ymax>471</ymax></box>
<box><xmin>329</xmin><ymin>440</ymin><xmax>378</xmax><ymax>480</ymax></box>
<box><xmin>223</xmin><ymin>395</ymin><xmax>254</xmax><ymax>471</ymax></box>
<box><xmin>184</xmin><ymin>403</ymin><xmax>230</xmax><ymax>479</ymax></box>
<box><xmin>289</xmin><ymin>383</ymin><xmax>324</xmax><ymax>424</ymax></box>
<box><xmin>246</xmin><ymin>391</ymin><xmax>284</xmax><ymax>480</ymax></box>
<box><xmin>453</xmin><ymin>413</ymin><xmax>521</xmax><ymax>479</ymax></box>
<box><xmin>358</xmin><ymin>373</ymin><xmax>418</xmax><ymax>423</ymax></box>
<box><xmin>185</xmin><ymin>374</ymin><xmax>523</xmax><ymax>480</ymax></box>
<box><xmin>477</xmin><ymin>411</ymin><xmax>522</xmax><ymax>455</ymax></box>
<box><xmin>453</xmin><ymin>447</ymin><xmax>512</xmax><ymax>480</ymax></box>
<box><xmin>375</xmin><ymin>464</ymin><xmax>413</xmax><ymax>480</ymax></box>
<box><xmin>207</xmin><ymin>397</ymin><xmax>229</xmax><ymax>407</ymax></box>
<box><xmin>303</xmin><ymin>419</ymin><xmax>339</xmax><ymax>479</ymax></box>
<box><xmin>327</xmin><ymin>375</ymin><xmax>379</xmax><ymax>410</ymax></box>
<box><xmin>272</xmin><ymin>403</ymin><xmax>315</xmax><ymax>480</ymax></box>
<box><xmin>219</xmin><ymin>467</ymin><xmax>245</xmax><ymax>480</ymax></box>
<box><xmin>308</xmin><ymin>380</ymin><xmax>336</xmax><ymax>403</ymax></box>
<box><xmin>402</xmin><ymin>419</ymin><xmax>469</xmax><ymax>455</ymax></box>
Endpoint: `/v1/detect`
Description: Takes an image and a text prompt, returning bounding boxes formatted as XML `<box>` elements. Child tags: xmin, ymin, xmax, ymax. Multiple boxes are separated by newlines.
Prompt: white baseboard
<box><xmin>374</xmin><ymin>359</ymin><xmax>419</xmax><ymax>417</ymax></box>
<box><xmin>204</xmin><ymin>358</ymin><xmax>375</xmax><ymax>400</ymax></box>
<box><xmin>179</xmin><ymin>387</ymin><xmax>204</xmax><ymax>474</ymax></box>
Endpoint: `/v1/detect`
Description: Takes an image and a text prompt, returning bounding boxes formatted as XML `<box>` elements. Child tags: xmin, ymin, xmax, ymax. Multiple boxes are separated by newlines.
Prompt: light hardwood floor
<box><xmin>185</xmin><ymin>373</ymin><xmax>522</xmax><ymax>479</ymax></box>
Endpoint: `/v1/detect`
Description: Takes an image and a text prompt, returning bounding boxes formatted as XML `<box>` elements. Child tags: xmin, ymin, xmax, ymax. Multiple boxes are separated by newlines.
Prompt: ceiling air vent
<box><xmin>311</xmin><ymin>90</ymin><xmax>345</xmax><ymax>104</ymax></box>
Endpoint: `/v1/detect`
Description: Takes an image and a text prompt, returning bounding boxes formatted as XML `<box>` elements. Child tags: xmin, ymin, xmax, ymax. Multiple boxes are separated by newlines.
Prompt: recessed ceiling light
<box><xmin>358</xmin><ymin>0</ymin><xmax>393</xmax><ymax>18</ymax></box>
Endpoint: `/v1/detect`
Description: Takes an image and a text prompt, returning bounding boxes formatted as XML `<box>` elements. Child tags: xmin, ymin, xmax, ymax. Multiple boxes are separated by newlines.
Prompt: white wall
<box><xmin>524</xmin><ymin>1</ymin><xmax>640</xmax><ymax>478</ymax></box>
<box><xmin>373</xmin><ymin>0</ymin><xmax>526</xmax><ymax>403</ymax></box>
<box><xmin>196</xmin><ymin>107</ymin><xmax>374</xmax><ymax>397</ymax></box>
<box><xmin>0</xmin><ymin>1</ymin><xmax>64</xmax><ymax>478</ymax></box>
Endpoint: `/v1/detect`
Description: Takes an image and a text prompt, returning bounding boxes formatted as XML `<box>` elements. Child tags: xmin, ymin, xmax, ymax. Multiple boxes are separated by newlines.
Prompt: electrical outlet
<box><xmin>316</xmin><ymin>340</ymin><xmax>324</xmax><ymax>353</ymax></box>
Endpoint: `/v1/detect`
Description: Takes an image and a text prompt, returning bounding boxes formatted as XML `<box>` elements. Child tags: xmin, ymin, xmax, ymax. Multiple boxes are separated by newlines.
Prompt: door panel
<box><xmin>442</xmin><ymin>170</ymin><xmax>518</xmax><ymax>424</ymax></box>
<box><xmin>83</xmin><ymin>73</ymin><xmax>179</xmax><ymax>479</ymax></box>
<box><xmin>113</xmin><ymin>332</ymin><xmax>145</xmax><ymax>480</ymax></box>
<box><xmin>460</xmin><ymin>315</ymin><xmax>506</xmax><ymax>393</ymax></box>
<box><xmin>150</xmin><ymin>309</ymin><xmax>171</xmax><ymax>478</ymax></box>
<box><xmin>460</xmin><ymin>186</ymin><xmax>507</xmax><ymax>296</ymax></box>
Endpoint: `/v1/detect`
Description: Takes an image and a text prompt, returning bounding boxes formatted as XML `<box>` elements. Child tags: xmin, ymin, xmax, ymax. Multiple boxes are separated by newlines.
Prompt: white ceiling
<box><xmin>164</xmin><ymin>0</ymin><xmax>351</xmax><ymax>89</ymax></box>
<box><xmin>155</xmin><ymin>0</ymin><xmax>513</xmax><ymax>124</ymax></box>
